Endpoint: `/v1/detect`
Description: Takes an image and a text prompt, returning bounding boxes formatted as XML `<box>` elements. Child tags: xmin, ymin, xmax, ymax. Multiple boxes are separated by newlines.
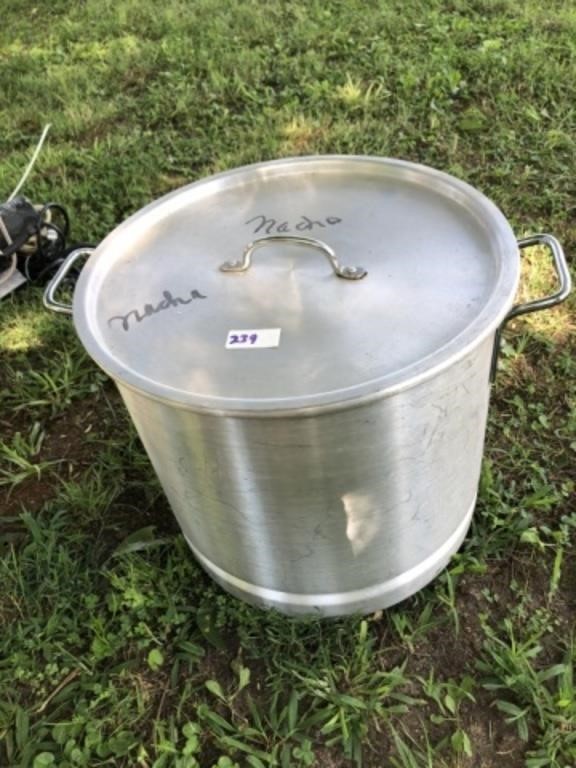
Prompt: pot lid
<box><xmin>74</xmin><ymin>156</ymin><xmax>519</xmax><ymax>413</ymax></box>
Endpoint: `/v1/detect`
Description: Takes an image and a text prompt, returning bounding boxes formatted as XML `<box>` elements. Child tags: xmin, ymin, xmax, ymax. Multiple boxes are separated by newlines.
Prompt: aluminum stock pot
<box><xmin>44</xmin><ymin>156</ymin><xmax>571</xmax><ymax>616</ymax></box>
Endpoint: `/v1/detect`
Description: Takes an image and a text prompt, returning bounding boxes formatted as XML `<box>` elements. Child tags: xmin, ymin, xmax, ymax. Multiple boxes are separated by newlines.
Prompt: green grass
<box><xmin>1</xmin><ymin>1</ymin><xmax>575</xmax><ymax>766</ymax></box>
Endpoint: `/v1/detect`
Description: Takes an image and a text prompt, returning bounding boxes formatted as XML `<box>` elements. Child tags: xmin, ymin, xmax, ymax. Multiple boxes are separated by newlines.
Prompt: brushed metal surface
<box><xmin>63</xmin><ymin>157</ymin><xmax>528</xmax><ymax>615</ymax></box>
<box><xmin>117</xmin><ymin>336</ymin><xmax>494</xmax><ymax>614</ymax></box>
<box><xmin>184</xmin><ymin>503</ymin><xmax>473</xmax><ymax>616</ymax></box>
<box><xmin>73</xmin><ymin>156</ymin><xmax>519</xmax><ymax>412</ymax></box>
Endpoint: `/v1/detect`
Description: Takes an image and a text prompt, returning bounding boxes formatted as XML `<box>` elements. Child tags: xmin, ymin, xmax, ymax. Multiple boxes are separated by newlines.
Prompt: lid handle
<box><xmin>219</xmin><ymin>235</ymin><xmax>367</xmax><ymax>280</ymax></box>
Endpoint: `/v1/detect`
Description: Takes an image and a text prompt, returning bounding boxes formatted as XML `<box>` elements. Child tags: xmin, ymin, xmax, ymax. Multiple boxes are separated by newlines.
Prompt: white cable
<box><xmin>1</xmin><ymin>124</ymin><xmax>53</xmax><ymax>287</ymax></box>
<box><xmin>8</xmin><ymin>123</ymin><xmax>52</xmax><ymax>201</ymax></box>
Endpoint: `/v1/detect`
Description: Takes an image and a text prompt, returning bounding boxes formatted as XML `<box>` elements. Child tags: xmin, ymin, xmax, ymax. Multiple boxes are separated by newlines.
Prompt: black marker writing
<box><xmin>246</xmin><ymin>213</ymin><xmax>342</xmax><ymax>235</ymax></box>
<box><xmin>108</xmin><ymin>289</ymin><xmax>206</xmax><ymax>332</ymax></box>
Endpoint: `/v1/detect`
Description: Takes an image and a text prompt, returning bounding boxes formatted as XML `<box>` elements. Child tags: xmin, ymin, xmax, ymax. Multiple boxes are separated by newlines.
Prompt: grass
<box><xmin>1</xmin><ymin>0</ymin><xmax>575</xmax><ymax>766</ymax></box>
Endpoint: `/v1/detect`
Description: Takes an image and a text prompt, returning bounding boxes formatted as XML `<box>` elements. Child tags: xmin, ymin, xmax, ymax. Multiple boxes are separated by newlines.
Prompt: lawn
<box><xmin>1</xmin><ymin>1</ymin><xmax>575</xmax><ymax>766</ymax></box>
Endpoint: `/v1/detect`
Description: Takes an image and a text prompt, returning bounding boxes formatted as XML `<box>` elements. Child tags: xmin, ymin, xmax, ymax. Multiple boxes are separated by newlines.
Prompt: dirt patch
<box><xmin>462</xmin><ymin>705</ymin><xmax>527</xmax><ymax>768</ymax></box>
<box><xmin>1</xmin><ymin>393</ymin><xmax>107</xmax><ymax>518</ymax></box>
<box><xmin>1</xmin><ymin>479</ymin><xmax>55</xmax><ymax>519</ymax></box>
<box><xmin>42</xmin><ymin>397</ymin><xmax>103</xmax><ymax>466</ymax></box>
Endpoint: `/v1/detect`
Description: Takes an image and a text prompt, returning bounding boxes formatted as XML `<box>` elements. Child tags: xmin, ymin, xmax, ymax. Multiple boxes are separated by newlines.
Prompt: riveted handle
<box><xmin>219</xmin><ymin>235</ymin><xmax>367</xmax><ymax>280</ymax></box>
<box><xmin>43</xmin><ymin>247</ymin><xmax>94</xmax><ymax>314</ymax></box>
<box><xmin>491</xmin><ymin>234</ymin><xmax>572</xmax><ymax>380</ymax></box>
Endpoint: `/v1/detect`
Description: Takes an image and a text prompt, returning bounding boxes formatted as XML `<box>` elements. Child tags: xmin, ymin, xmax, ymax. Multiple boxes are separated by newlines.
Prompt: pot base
<box><xmin>185</xmin><ymin>499</ymin><xmax>475</xmax><ymax>617</ymax></box>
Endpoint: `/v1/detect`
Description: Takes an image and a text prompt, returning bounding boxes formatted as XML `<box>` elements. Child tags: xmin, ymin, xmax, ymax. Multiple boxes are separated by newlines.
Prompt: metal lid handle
<box><xmin>219</xmin><ymin>235</ymin><xmax>367</xmax><ymax>280</ymax></box>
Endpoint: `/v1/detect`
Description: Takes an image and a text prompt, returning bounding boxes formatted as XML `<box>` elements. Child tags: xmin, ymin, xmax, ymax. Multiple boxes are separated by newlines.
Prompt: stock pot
<box><xmin>45</xmin><ymin>156</ymin><xmax>571</xmax><ymax>616</ymax></box>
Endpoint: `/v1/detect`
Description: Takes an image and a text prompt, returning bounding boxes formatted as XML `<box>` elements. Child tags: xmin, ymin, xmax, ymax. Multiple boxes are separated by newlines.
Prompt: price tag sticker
<box><xmin>225</xmin><ymin>328</ymin><xmax>281</xmax><ymax>349</ymax></box>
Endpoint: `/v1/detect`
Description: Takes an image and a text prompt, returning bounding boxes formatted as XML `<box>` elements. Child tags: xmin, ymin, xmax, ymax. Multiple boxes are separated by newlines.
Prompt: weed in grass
<box><xmin>520</xmin><ymin>511</ymin><xmax>576</xmax><ymax>599</ymax></box>
<box><xmin>271</xmin><ymin>620</ymin><xmax>419</xmax><ymax>765</ymax></box>
<box><xmin>0</xmin><ymin>423</ymin><xmax>58</xmax><ymax>491</ymax></box>
<box><xmin>189</xmin><ymin>616</ymin><xmax>418</xmax><ymax>766</ymax></box>
<box><xmin>478</xmin><ymin>609</ymin><xmax>576</xmax><ymax>767</ymax></box>
<box><xmin>474</xmin><ymin>447</ymin><xmax>573</xmax><ymax>565</ymax></box>
<box><xmin>56</xmin><ymin>472</ymin><xmax>123</xmax><ymax>525</ymax></box>
<box><xmin>149</xmin><ymin>719</ymin><xmax>205</xmax><ymax>768</ymax></box>
<box><xmin>3</xmin><ymin>349</ymin><xmax>107</xmax><ymax>417</ymax></box>
<box><xmin>387</xmin><ymin>601</ymin><xmax>440</xmax><ymax>653</ymax></box>
<box><xmin>388</xmin><ymin>723</ymin><xmax>449</xmax><ymax>768</ymax></box>
<box><xmin>418</xmin><ymin>672</ymin><xmax>476</xmax><ymax>759</ymax></box>
<box><xmin>434</xmin><ymin>568</ymin><xmax>461</xmax><ymax>636</ymax></box>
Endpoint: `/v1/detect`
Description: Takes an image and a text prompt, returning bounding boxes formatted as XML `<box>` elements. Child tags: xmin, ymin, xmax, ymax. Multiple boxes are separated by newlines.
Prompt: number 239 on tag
<box><xmin>225</xmin><ymin>329</ymin><xmax>281</xmax><ymax>349</ymax></box>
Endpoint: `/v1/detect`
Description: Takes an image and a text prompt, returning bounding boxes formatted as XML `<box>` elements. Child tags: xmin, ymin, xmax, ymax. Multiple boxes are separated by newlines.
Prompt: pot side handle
<box><xmin>491</xmin><ymin>234</ymin><xmax>572</xmax><ymax>381</ymax></box>
<box><xmin>43</xmin><ymin>247</ymin><xmax>95</xmax><ymax>315</ymax></box>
